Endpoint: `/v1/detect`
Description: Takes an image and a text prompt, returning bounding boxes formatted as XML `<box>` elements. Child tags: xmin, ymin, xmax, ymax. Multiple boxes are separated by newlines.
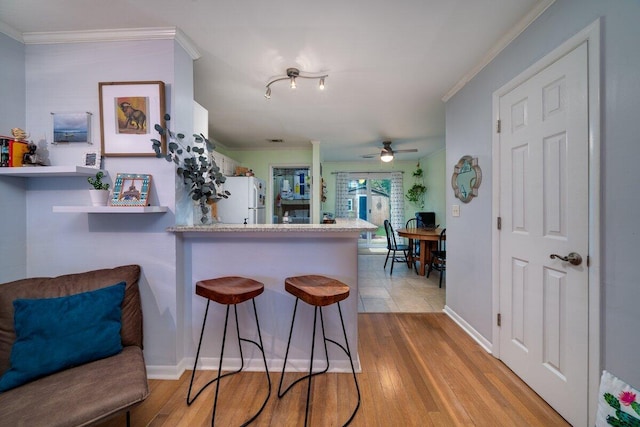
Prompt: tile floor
<box><xmin>357</xmin><ymin>252</ymin><xmax>446</xmax><ymax>313</ymax></box>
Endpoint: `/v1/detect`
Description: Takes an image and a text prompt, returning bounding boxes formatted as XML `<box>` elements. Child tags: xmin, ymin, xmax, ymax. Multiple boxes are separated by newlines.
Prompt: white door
<box><xmin>498</xmin><ymin>42</ymin><xmax>589</xmax><ymax>426</ymax></box>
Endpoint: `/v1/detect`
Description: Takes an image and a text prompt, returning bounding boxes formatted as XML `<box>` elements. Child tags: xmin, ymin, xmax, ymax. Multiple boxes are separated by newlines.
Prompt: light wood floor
<box><xmin>98</xmin><ymin>313</ymin><xmax>569</xmax><ymax>426</ymax></box>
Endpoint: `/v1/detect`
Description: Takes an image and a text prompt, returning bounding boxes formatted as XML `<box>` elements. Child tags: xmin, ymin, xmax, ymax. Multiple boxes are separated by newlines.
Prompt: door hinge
<box><xmin>497</xmin><ymin>313</ymin><xmax>502</xmax><ymax>327</ymax></box>
<box><xmin>496</xmin><ymin>119</ymin><xmax>501</xmax><ymax>133</ymax></box>
<box><xmin>497</xmin><ymin>217</ymin><xmax>502</xmax><ymax>230</ymax></box>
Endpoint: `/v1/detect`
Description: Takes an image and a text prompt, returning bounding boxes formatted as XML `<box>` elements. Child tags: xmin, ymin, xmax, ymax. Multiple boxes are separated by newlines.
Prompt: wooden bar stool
<box><xmin>278</xmin><ymin>275</ymin><xmax>361</xmax><ymax>426</ymax></box>
<box><xmin>187</xmin><ymin>276</ymin><xmax>271</xmax><ymax>426</ymax></box>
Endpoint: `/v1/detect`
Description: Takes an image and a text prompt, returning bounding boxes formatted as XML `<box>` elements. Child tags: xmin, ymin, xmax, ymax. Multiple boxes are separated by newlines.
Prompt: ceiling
<box><xmin>0</xmin><ymin>0</ymin><xmax>545</xmax><ymax>162</ymax></box>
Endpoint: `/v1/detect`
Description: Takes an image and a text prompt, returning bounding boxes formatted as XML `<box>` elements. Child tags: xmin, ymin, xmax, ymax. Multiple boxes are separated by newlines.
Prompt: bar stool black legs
<box><xmin>278</xmin><ymin>275</ymin><xmax>361</xmax><ymax>427</ymax></box>
<box><xmin>187</xmin><ymin>277</ymin><xmax>271</xmax><ymax>426</ymax></box>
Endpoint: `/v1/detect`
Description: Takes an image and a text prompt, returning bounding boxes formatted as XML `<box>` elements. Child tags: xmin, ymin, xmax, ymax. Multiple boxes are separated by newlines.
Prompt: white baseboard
<box><xmin>443</xmin><ymin>305</ymin><xmax>493</xmax><ymax>354</ymax></box>
<box><xmin>146</xmin><ymin>356</ymin><xmax>361</xmax><ymax>380</ymax></box>
<box><xmin>146</xmin><ymin>358</ymin><xmax>190</xmax><ymax>380</ymax></box>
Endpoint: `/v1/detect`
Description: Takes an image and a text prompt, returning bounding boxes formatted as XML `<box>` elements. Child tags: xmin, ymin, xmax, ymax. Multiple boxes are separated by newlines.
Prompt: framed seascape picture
<box><xmin>52</xmin><ymin>112</ymin><xmax>91</xmax><ymax>144</ymax></box>
<box><xmin>111</xmin><ymin>173</ymin><xmax>152</xmax><ymax>207</ymax></box>
<box><xmin>99</xmin><ymin>81</ymin><xmax>166</xmax><ymax>157</ymax></box>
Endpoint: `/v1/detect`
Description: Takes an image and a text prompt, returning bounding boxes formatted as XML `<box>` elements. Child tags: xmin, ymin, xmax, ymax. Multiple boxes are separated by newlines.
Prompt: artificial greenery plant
<box><xmin>152</xmin><ymin>114</ymin><xmax>229</xmax><ymax>224</ymax></box>
<box><xmin>87</xmin><ymin>171</ymin><xmax>109</xmax><ymax>190</ymax></box>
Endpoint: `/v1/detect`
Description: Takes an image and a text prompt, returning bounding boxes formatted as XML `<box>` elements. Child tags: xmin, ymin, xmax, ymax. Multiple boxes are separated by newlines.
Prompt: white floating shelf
<box><xmin>0</xmin><ymin>166</ymin><xmax>101</xmax><ymax>177</ymax></box>
<box><xmin>53</xmin><ymin>206</ymin><xmax>168</xmax><ymax>214</ymax></box>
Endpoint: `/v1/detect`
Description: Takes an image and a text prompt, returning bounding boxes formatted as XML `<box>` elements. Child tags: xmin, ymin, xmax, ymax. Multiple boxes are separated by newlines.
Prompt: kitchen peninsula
<box><xmin>169</xmin><ymin>218</ymin><xmax>376</xmax><ymax>373</ymax></box>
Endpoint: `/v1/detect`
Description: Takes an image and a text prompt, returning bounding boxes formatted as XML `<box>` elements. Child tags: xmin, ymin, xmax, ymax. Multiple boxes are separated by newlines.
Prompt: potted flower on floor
<box><xmin>87</xmin><ymin>171</ymin><xmax>110</xmax><ymax>206</ymax></box>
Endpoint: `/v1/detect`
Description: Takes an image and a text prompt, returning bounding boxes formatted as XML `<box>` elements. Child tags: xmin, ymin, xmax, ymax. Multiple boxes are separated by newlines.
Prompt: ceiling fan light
<box><xmin>319</xmin><ymin>77</ymin><xmax>325</xmax><ymax>90</ymax></box>
<box><xmin>380</xmin><ymin>151</ymin><xmax>394</xmax><ymax>162</ymax></box>
<box><xmin>290</xmin><ymin>76</ymin><xmax>297</xmax><ymax>89</ymax></box>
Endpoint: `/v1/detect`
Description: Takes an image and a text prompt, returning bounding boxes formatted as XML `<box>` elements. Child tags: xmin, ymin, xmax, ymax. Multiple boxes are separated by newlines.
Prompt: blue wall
<box><xmin>0</xmin><ymin>33</ymin><xmax>27</xmax><ymax>282</ymax></box>
<box><xmin>445</xmin><ymin>0</ymin><xmax>640</xmax><ymax>387</ymax></box>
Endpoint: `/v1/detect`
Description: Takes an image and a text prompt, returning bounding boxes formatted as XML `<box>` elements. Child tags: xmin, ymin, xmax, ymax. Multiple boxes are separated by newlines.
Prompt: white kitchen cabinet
<box><xmin>194</xmin><ymin>101</ymin><xmax>239</xmax><ymax>176</ymax></box>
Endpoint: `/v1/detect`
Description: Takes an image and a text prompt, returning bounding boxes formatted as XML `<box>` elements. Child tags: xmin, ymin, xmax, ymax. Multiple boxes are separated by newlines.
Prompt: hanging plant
<box><xmin>406</xmin><ymin>183</ymin><xmax>426</xmax><ymax>206</ymax></box>
<box><xmin>406</xmin><ymin>163</ymin><xmax>426</xmax><ymax>208</ymax></box>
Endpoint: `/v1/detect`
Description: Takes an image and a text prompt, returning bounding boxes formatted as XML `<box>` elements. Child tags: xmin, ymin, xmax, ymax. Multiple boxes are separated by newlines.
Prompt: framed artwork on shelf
<box><xmin>51</xmin><ymin>112</ymin><xmax>91</xmax><ymax>144</ymax></box>
<box><xmin>82</xmin><ymin>151</ymin><xmax>101</xmax><ymax>168</ymax></box>
<box><xmin>99</xmin><ymin>81</ymin><xmax>166</xmax><ymax>157</ymax></box>
<box><xmin>111</xmin><ymin>173</ymin><xmax>152</xmax><ymax>207</ymax></box>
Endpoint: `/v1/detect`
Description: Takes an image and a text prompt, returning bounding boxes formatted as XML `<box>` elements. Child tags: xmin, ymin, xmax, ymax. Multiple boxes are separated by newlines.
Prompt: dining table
<box><xmin>396</xmin><ymin>227</ymin><xmax>445</xmax><ymax>276</ymax></box>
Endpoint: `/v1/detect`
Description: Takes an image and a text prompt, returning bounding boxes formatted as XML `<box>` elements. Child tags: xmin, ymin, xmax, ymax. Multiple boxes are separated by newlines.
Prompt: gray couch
<box><xmin>0</xmin><ymin>265</ymin><xmax>149</xmax><ymax>426</ymax></box>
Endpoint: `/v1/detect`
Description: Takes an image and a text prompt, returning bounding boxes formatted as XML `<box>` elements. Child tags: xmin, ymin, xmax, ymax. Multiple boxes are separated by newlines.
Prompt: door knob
<box><xmin>549</xmin><ymin>252</ymin><xmax>583</xmax><ymax>266</ymax></box>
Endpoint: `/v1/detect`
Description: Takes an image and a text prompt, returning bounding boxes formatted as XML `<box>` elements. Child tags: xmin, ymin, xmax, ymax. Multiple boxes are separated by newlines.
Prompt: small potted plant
<box><xmin>87</xmin><ymin>171</ymin><xmax>110</xmax><ymax>206</ymax></box>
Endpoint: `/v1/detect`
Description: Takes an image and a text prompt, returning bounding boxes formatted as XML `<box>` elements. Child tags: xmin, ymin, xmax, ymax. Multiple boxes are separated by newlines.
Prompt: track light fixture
<box><xmin>264</xmin><ymin>67</ymin><xmax>328</xmax><ymax>98</ymax></box>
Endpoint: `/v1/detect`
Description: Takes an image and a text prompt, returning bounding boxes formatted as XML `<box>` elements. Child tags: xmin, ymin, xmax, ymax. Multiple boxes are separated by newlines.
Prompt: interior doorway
<box><xmin>272</xmin><ymin>166</ymin><xmax>311</xmax><ymax>224</ymax></box>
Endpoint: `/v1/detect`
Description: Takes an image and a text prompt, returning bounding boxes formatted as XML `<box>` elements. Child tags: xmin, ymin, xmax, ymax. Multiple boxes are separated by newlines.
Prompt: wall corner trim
<box><xmin>0</xmin><ymin>20</ymin><xmax>24</xmax><ymax>43</ymax></box>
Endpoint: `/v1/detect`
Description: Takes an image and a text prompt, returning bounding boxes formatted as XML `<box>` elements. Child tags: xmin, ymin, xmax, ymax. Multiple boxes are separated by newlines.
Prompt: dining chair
<box><xmin>404</xmin><ymin>218</ymin><xmax>419</xmax><ymax>273</ymax></box>
<box><xmin>427</xmin><ymin>228</ymin><xmax>446</xmax><ymax>287</ymax></box>
<box><xmin>383</xmin><ymin>219</ymin><xmax>411</xmax><ymax>275</ymax></box>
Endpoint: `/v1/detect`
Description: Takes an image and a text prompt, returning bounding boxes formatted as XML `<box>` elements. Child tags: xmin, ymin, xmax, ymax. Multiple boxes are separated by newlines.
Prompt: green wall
<box><xmin>421</xmin><ymin>148</ymin><xmax>447</xmax><ymax>227</ymax></box>
<box><xmin>221</xmin><ymin>147</ymin><xmax>446</xmax><ymax>225</ymax></box>
<box><xmin>320</xmin><ymin>159</ymin><xmax>442</xmax><ymax>223</ymax></box>
<box><xmin>223</xmin><ymin>148</ymin><xmax>312</xmax><ymax>221</ymax></box>
<box><xmin>224</xmin><ymin>148</ymin><xmax>311</xmax><ymax>183</ymax></box>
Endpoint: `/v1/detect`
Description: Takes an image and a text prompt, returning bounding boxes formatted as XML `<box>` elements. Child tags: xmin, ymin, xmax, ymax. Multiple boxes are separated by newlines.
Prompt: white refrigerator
<box><xmin>216</xmin><ymin>176</ymin><xmax>266</xmax><ymax>224</ymax></box>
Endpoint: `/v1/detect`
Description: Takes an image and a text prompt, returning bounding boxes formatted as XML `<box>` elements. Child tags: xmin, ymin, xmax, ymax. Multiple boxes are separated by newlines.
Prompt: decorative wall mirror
<box><xmin>451</xmin><ymin>156</ymin><xmax>482</xmax><ymax>203</ymax></box>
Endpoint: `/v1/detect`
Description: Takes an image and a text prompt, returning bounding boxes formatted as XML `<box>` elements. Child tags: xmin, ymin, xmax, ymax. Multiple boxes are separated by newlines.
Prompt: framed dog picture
<box><xmin>111</xmin><ymin>173</ymin><xmax>152</xmax><ymax>206</ymax></box>
<box><xmin>99</xmin><ymin>81</ymin><xmax>166</xmax><ymax>157</ymax></box>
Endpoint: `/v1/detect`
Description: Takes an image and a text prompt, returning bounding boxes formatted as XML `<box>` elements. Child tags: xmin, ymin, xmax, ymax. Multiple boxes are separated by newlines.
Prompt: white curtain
<box><xmin>390</xmin><ymin>172</ymin><xmax>405</xmax><ymax>235</ymax></box>
<box><xmin>335</xmin><ymin>172</ymin><xmax>350</xmax><ymax>218</ymax></box>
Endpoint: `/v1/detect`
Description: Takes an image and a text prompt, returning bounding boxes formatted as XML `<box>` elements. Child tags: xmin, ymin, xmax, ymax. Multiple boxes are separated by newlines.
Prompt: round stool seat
<box><xmin>285</xmin><ymin>275</ymin><xmax>350</xmax><ymax>307</ymax></box>
<box><xmin>196</xmin><ymin>276</ymin><xmax>264</xmax><ymax>305</ymax></box>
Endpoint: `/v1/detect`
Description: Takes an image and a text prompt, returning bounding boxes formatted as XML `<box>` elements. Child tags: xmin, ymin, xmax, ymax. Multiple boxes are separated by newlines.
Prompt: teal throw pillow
<box><xmin>0</xmin><ymin>282</ymin><xmax>126</xmax><ymax>392</ymax></box>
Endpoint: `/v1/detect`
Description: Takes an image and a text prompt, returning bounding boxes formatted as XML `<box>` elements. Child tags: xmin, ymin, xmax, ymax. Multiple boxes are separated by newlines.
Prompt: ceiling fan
<box><xmin>362</xmin><ymin>141</ymin><xmax>418</xmax><ymax>162</ymax></box>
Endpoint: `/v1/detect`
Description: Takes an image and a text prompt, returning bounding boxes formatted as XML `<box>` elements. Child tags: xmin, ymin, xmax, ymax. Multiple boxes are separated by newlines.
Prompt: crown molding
<box><xmin>173</xmin><ymin>28</ymin><xmax>201</xmax><ymax>60</ymax></box>
<box><xmin>441</xmin><ymin>0</ymin><xmax>555</xmax><ymax>102</ymax></box>
<box><xmin>20</xmin><ymin>26</ymin><xmax>201</xmax><ymax>60</ymax></box>
<box><xmin>0</xmin><ymin>20</ymin><xmax>24</xmax><ymax>43</ymax></box>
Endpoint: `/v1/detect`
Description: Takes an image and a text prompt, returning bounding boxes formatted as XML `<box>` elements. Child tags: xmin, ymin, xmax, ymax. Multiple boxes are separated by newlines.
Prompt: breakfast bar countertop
<box><xmin>167</xmin><ymin>218</ymin><xmax>377</xmax><ymax>233</ymax></box>
<box><xmin>170</xmin><ymin>217</ymin><xmax>373</xmax><ymax>374</ymax></box>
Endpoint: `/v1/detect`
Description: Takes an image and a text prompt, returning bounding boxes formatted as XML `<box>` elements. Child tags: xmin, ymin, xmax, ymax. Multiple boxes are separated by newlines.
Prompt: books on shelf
<box><xmin>0</xmin><ymin>137</ymin><xmax>29</xmax><ymax>167</ymax></box>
